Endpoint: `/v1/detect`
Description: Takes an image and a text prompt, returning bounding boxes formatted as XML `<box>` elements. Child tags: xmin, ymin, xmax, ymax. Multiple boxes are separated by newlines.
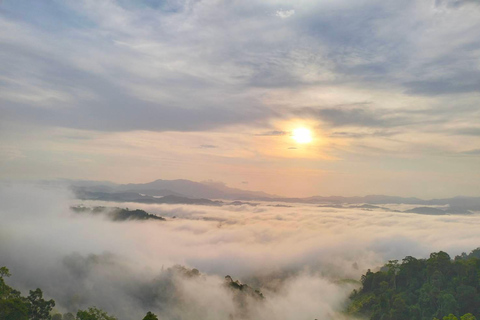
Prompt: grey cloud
<box><xmin>404</xmin><ymin>73</ymin><xmax>480</xmax><ymax>96</ymax></box>
<box><xmin>59</xmin><ymin>135</ymin><xmax>93</xmax><ymax>140</ymax></box>
<box><xmin>200</xmin><ymin>144</ymin><xmax>218</xmax><ymax>149</ymax></box>
<box><xmin>329</xmin><ymin>130</ymin><xmax>398</xmax><ymax>139</ymax></box>
<box><xmin>460</xmin><ymin>149</ymin><xmax>480</xmax><ymax>155</ymax></box>
<box><xmin>297</xmin><ymin>107</ymin><xmax>405</xmax><ymax>128</ymax></box>
<box><xmin>454</xmin><ymin>127</ymin><xmax>480</xmax><ymax>136</ymax></box>
<box><xmin>1</xmin><ymin>0</ymin><xmax>480</xmax><ymax>137</ymax></box>
<box><xmin>255</xmin><ymin>130</ymin><xmax>288</xmax><ymax>136</ymax></box>
<box><xmin>435</xmin><ymin>0</ymin><xmax>480</xmax><ymax>8</ymax></box>
<box><xmin>0</xmin><ymin>99</ymin><xmax>270</xmax><ymax>132</ymax></box>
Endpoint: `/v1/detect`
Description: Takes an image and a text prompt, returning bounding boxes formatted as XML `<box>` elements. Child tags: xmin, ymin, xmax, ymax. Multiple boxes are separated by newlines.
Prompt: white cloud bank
<box><xmin>275</xmin><ymin>9</ymin><xmax>295</xmax><ymax>19</ymax></box>
<box><xmin>1</xmin><ymin>184</ymin><xmax>480</xmax><ymax>319</ymax></box>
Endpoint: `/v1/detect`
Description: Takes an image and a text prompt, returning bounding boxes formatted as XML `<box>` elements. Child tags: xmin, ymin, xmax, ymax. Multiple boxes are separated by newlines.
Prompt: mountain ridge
<box><xmin>35</xmin><ymin>178</ymin><xmax>480</xmax><ymax>210</ymax></box>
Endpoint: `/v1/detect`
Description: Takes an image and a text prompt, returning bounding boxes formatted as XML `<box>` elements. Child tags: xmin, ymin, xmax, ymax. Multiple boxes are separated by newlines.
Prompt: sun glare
<box><xmin>292</xmin><ymin>128</ymin><xmax>313</xmax><ymax>144</ymax></box>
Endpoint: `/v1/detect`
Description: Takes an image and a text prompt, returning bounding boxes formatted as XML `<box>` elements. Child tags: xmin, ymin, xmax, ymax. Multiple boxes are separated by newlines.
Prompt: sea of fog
<box><xmin>1</xmin><ymin>184</ymin><xmax>480</xmax><ymax>320</ymax></box>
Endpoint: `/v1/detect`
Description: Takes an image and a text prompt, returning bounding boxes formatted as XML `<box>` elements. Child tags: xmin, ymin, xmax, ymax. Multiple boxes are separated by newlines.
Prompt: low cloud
<box><xmin>275</xmin><ymin>9</ymin><xmax>295</xmax><ymax>19</ymax></box>
<box><xmin>2</xmin><ymin>184</ymin><xmax>480</xmax><ymax>319</ymax></box>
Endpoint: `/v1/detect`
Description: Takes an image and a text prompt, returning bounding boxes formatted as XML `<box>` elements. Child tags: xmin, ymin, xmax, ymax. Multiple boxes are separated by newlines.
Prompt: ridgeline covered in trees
<box><xmin>349</xmin><ymin>248</ymin><xmax>480</xmax><ymax>320</ymax></box>
<box><xmin>0</xmin><ymin>265</ymin><xmax>156</xmax><ymax>320</ymax></box>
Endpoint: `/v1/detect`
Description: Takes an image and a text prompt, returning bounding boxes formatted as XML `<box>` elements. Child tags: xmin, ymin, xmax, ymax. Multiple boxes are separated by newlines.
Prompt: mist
<box><xmin>1</xmin><ymin>184</ymin><xmax>480</xmax><ymax>320</ymax></box>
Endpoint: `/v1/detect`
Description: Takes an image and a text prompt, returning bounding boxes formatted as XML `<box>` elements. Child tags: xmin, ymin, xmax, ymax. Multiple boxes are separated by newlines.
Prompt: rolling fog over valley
<box><xmin>2</xmin><ymin>183</ymin><xmax>480</xmax><ymax>319</ymax></box>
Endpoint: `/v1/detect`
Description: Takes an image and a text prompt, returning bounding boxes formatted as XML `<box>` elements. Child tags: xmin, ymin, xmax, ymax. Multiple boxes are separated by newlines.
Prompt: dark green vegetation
<box><xmin>0</xmin><ymin>266</ymin><xmax>157</xmax><ymax>320</ymax></box>
<box><xmin>349</xmin><ymin>248</ymin><xmax>480</xmax><ymax>320</ymax></box>
<box><xmin>1</xmin><ymin>264</ymin><xmax>265</xmax><ymax>320</ymax></box>
<box><xmin>224</xmin><ymin>275</ymin><xmax>265</xmax><ymax>300</ymax></box>
<box><xmin>141</xmin><ymin>312</ymin><xmax>158</xmax><ymax>320</ymax></box>
<box><xmin>70</xmin><ymin>206</ymin><xmax>166</xmax><ymax>221</ymax></box>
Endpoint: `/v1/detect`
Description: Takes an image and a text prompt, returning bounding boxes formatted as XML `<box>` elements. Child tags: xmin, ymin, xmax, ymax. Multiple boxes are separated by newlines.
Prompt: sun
<box><xmin>291</xmin><ymin>128</ymin><xmax>313</xmax><ymax>144</ymax></box>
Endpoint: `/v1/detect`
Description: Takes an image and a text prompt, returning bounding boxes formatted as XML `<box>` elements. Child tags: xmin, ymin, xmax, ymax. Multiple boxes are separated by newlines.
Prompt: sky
<box><xmin>0</xmin><ymin>0</ymin><xmax>479</xmax><ymax>198</ymax></box>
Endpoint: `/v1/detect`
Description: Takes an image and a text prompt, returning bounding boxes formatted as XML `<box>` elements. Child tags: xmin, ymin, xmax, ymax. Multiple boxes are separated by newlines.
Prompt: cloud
<box><xmin>275</xmin><ymin>9</ymin><xmax>295</xmax><ymax>19</ymax></box>
<box><xmin>1</xmin><ymin>0</ymin><xmax>480</xmax><ymax>195</ymax></box>
<box><xmin>297</xmin><ymin>107</ymin><xmax>405</xmax><ymax>128</ymax></box>
<box><xmin>2</xmin><ymin>184</ymin><xmax>480</xmax><ymax>319</ymax></box>
<box><xmin>460</xmin><ymin>149</ymin><xmax>480</xmax><ymax>155</ymax></box>
<box><xmin>329</xmin><ymin>130</ymin><xmax>398</xmax><ymax>139</ymax></box>
<box><xmin>454</xmin><ymin>127</ymin><xmax>480</xmax><ymax>136</ymax></box>
<box><xmin>403</xmin><ymin>74</ymin><xmax>480</xmax><ymax>96</ymax></box>
<box><xmin>255</xmin><ymin>130</ymin><xmax>288</xmax><ymax>136</ymax></box>
<box><xmin>435</xmin><ymin>0</ymin><xmax>480</xmax><ymax>8</ymax></box>
<box><xmin>199</xmin><ymin>144</ymin><xmax>218</xmax><ymax>149</ymax></box>
<box><xmin>1</xmin><ymin>0</ymin><xmax>479</xmax><ymax>134</ymax></box>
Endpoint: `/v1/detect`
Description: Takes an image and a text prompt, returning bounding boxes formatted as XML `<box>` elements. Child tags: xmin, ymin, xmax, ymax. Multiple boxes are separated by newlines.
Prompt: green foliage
<box><xmin>70</xmin><ymin>206</ymin><xmax>165</xmax><ymax>221</ymax></box>
<box><xmin>76</xmin><ymin>307</ymin><xmax>117</xmax><ymax>320</ymax></box>
<box><xmin>28</xmin><ymin>288</ymin><xmax>55</xmax><ymax>320</ymax></box>
<box><xmin>0</xmin><ymin>267</ymin><xmax>29</xmax><ymax>320</ymax></box>
<box><xmin>63</xmin><ymin>313</ymin><xmax>75</xmax><ymax>320</ymax></box>
<box><xmin>0</xmin><ymin>266</ymin><xmax>12</xmax><ymax>278</ymax></box>
<box><xmin>349</xmin><ymin>249</ymin><xmax>480</xmax><ymax>320</ymax></box>
<box><xmin>142</xmin><ymin>311</ymin><xmax>159</xmax><ymax>320</ymax></box>
<box><xmin>1</xmin><ymin>266</ymin><xmax>124</xmax><ymax>320</ymax></box>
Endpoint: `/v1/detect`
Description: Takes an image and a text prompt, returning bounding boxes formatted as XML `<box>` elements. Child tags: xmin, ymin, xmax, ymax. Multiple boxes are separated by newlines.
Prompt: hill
<box><xmin>349</xmin><ymin>248</ymin><xmax>480</xmax><ymax>320</ymax></box>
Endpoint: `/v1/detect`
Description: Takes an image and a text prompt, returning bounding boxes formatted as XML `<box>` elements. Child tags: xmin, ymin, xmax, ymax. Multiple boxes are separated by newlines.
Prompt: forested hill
<box><xmin>70</xmin><ymin>206</ymin><xmax>166</xmax><ymax>221</ymax></box>
<box><xmin>0</xmin><ymin>265</ymin><xmax>264</xmax><ymax>320</ymax></box>
<box><xmin>349</xmin><ymin>248</ymin><xmax>480</xmax><ymax>320</ymax></box>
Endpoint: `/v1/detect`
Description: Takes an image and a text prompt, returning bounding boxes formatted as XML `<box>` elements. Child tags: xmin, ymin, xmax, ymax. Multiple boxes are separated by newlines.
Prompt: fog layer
<box><xmin>1</xmin><ymin>184</ymin><xmax>479</xmax><ymax>319</ymax></box>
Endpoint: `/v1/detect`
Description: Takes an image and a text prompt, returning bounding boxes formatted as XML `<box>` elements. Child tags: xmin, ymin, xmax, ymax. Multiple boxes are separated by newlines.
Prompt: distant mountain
<box><xmin>117</xmin><ymin>179</ymin><xmax>276</xmax><ymax>200</ymax></box>
<box><xmin>74</xmin><ymin>188</ymin><xmax>223</xmax><ymax>206</ymax></box>
<box><xmin>42</xmin><ymin>178</ymin><xmax>480</xmax><ymax>212</ymax></box>
<box><xmin>404</xmin><ymin>207</ymin><xmax>447</xmax><ymax>215</ymax></box>
<box><xmin>279</xmin><ymin>195</ymin><xmax>424</xmax><ymax>205</ymax></box>
<box><xmin>64</xmin><ymin>178</ymin><xmax>275</xmax><ymax>200</ymax></box>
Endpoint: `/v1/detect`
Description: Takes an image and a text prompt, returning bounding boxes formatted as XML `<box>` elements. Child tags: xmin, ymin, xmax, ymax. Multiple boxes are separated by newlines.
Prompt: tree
<box><xmin>0</xmin><ymin>266</ymin><xmax>12</xmax><ymax>278</ymax></box>
<box><xmin>142</xmin><ymin>312</ymin><xmax>158</xmax><ymax>320</ymax></box>
<box><xmin>349</xmin><ymin>248</ymin><xmax>480</xmax><ymax>320</ymax></box>
<box><xmin>438</xmin><ymin>294</ymin><xmax>459</xmax><ymax>318</ymax></box>
<box><xmin>461</xmin><ymin>314</ymin><xmax>477</xmax><ymax>320</ymax></box>
<box><xmin>386</xmin><ymin>260</ymin><xmax>400</xmax><ymax>290</ymax></box>
<box><xmin>27</xmin><ymin>288</ymin><xmax>55</xmax><ymax>320</ymax></box>
<box><xmin>456</xmin><ymin>285</ymin><xmax>479</xmax><ymax>315</ymax></box>
<box><xmin>390</xmin><ymin>297</ymin><xmax>409</xmax><ymax>320</ymax></box>
<box><xmin>0</xmin><ymin>267</ymin><xmax>29</xmax><ymax>320</ymax></box>
<box><xmin>63</xmin><ymin>313</ymin><xmax>75</xmax><ymax>320</ymax></box>
<box><xmin>76</xmin><ymin>307</ymin><xmax>117</xmax><ymax>320</ymax></box>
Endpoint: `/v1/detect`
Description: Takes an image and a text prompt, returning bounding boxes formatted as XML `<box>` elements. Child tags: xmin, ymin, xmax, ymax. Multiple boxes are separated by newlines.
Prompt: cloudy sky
<box><xmin>1</xmin><ymin>0</ymin><xmax>479</xmax><ymax>198</ymax></box>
